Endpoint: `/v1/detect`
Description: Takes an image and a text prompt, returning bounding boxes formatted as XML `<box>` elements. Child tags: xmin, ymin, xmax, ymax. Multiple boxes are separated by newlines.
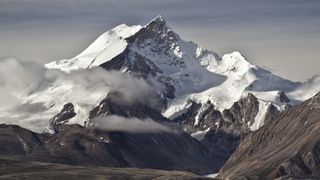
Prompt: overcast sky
<box><xmin>0</xmin><ymin>0</ymin><xmax>319</xmax><ymax>81</ymax></box>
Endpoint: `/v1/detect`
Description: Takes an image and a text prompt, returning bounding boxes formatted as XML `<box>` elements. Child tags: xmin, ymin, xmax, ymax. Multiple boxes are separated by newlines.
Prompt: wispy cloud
<box><xmin>89</xmin><ymin>115</ymin><xmax>174</xmax><ymax>133</ymax></box>
<box><xmin>0</xmin><ymin>57</ymin><xmax>159</xmax><ymax>133</ymax></box>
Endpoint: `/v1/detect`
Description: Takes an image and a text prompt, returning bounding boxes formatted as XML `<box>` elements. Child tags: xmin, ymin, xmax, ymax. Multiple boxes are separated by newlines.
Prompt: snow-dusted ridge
<box><xmin>2</xmin><ymin>15</ymin><xmax>319</xmax><ymax>133</ymax></box>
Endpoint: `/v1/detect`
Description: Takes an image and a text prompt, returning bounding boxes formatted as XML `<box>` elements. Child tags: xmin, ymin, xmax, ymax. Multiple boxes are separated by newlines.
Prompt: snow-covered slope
<box><xmin>5</xmin><ymin>15</ymin><xmax>319</xmax><ymax>133</ymax></box>
<box><xmin>45</xmin><ymin>24</ymin><xmax>142</xmax><ymax>72</ymax></box>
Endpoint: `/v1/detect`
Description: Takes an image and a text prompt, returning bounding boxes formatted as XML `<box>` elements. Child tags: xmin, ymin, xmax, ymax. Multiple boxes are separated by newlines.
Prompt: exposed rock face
<box><xmin>173</xmin><ymin>93</ymin><xmax>278</xmax><ymax>133</ymax></box>
<box><xmin>171</xmin><ymin>94</ymin><xmax>265</xmax><ymax>171</ymax></box>
<box><xmin>279</xmin><ymin>90</ymin><xmax>291</xmax><ymax>103</ymax></box>
<box><xmin>172</xmin><ymin>100</ymin><xmax>204</xmax><ymax>127</ymax></box>
<box><xmin>263</xmin><ymin>102</ymin><xmax>280</xmax><ymax>125</ymax></box>
<box><xmin>129</xmin><ymin>16</ymin><xmax>183</xmax><ymax>69</ymax></box>
<box><xmin>218</xmin><ymin>92</ymin><xmax>320</xmax><ymax>179</ymax></box>
<box><xmin>52</xmin><ymin>103</ymin><xmax>76</xmax><ymax>123</ymax></box>
<box><xmin>222</xmin><ymin>93</ymin><xmax>260</xmax><ymax>131</ymax></box>
<box><xmin>50</xmin><ymin>103</ymin><xmax>76</xmax><ymax>133</ymax></box>
<box><xmin>97</xmin><ymin>17</ymin><xmax>178</xmax><ymax>101</ymax></box>
<box><xmin>88</xmin><ymin>91</ymin><xmax>168</xmax><ymax>122</ymax></box>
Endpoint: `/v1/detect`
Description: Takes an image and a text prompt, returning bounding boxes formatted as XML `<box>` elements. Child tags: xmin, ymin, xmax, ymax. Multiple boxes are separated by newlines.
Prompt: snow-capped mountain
<box><xmin>1</xmin><ymin>15</ymin><xmax>320</xmax><ymax>179</ymax></box>
<box><xmin>46</xmin><ymin>24</ymin><xmax>143</xmax><ymax>72</ymax></box>
<box><xmin>0</xmin><ymin>15</ymin><xmax>318</xmax><ymax>134</ymax></box>
<box><xmin>45</xmin><ymin>15</ymin><xmax>320</xmax><ymax>132</ymax></box>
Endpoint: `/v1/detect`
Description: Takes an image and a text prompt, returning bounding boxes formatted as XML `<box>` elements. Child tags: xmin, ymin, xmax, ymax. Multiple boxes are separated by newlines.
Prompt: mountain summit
<box><xmin>0</xmin><ymin>16</ymin><xmax>317</xmax><ymax>134</ymax></box>
<box><xmin>1</xmin><ymin>15</ymin><xmax>320</xmax><ymax>179</ymax></box>
<box><xmin>43</xmin><ymin>16</ymin><xmax>320</xmax><ymax>133</ymax></box>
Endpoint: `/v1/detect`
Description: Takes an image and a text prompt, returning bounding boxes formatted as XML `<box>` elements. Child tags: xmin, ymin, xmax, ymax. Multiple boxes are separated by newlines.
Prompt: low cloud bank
<box><xmin>90</xmin><ymin>115</ymin><xmax>173</xmax><ymax>133</ymax></box>
<box><xmin>0</xmin><ymin>57</ymin><xmax>158</xmax><ymax>133</ymax></box>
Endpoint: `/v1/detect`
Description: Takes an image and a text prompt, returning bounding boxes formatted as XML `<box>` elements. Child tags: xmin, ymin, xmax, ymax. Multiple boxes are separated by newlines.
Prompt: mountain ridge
<box><xmin>218</xmin><ymin>91</ymin><xmax>320</xmax><ymax>179</ymax></box>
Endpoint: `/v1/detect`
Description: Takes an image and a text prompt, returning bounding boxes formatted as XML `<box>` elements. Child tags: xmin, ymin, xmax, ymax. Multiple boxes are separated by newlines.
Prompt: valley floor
<box><xmin>0</xmin><ymin>156</ymin><xmax>212</xmax><ymax>180</ymax></box>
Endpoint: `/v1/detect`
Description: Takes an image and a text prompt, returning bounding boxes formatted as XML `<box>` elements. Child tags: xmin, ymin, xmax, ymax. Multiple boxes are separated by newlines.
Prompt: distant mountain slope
<box><xmin>218</xmin><ymin>92</ymin><xmax>320</xmax><ymax>179</ymax></box>
<box><xmin>0</xmin><ymin>121</ymin><xmax>222</xmax><ymax>175</ymax></box>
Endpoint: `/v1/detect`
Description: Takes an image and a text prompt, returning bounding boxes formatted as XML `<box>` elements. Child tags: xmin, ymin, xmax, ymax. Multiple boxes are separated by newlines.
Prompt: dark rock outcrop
<box><xmin>173</xmin><ymin>93</ymin><xmax>279</xmax><ymax>133</ymax></box>
<box><xmin>218</xmin><ymin>92</ymin><xmax>320</xmax><ymax>179</ymax></box>
<box><xmin>52</xmin><ymin>103</ymin><xmax>76</xmax><ymax>123</ymax></box>
<box><xmin>97</xmin><ymin>17</ymin><xmax>178</xmax><ymax>102</ymax></box>
<box><xmin>88</xmin><ymin>91</ymin><xmax>168</xmax><ymax>122</ymax></box>
<box><xmin>279</xmin><ymin>90</ymin><xmax>291</xmax><ymax>103</ymax></box>
<box><xmin>222</xmin><ymin>93</ymin><xmax>259</xmax><ymax>130</ymax></box>
<box><xmin>50</xmin><ymin>103</ymin><xmax>76</xmax><ymax>133</ymax></box>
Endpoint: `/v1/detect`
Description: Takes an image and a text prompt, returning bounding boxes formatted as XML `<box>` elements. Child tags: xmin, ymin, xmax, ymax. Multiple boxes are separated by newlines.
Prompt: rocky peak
<box><xmin>143</xmin><ymin>15</ymin><xmax>177</xmax><ymax>40</ymax></box>
<box><xmin>145</xmin><ymin>15</ymin><xmax>166</xmax><ymax>29</ymax></box>
<box><xmin>246</xmin><ymin>93</ymin><xmax>258</xmax><ymax>102</ymax></box>
<box><xmin>136</xmin><ymin>15</ymin><xmax>180</xmax><ymax>50</ymax></box>
<box><xmin>51</xmin><ymin>103</ymin><xmax>76</xmax><ymax>123</ymax></box>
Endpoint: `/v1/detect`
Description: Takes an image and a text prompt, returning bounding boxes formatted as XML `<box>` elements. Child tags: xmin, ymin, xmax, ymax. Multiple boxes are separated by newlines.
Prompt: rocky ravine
<box><xmin>218</xmin><ymin>92</ymin><xmax>320</xmax><ymax>179</ymax></box>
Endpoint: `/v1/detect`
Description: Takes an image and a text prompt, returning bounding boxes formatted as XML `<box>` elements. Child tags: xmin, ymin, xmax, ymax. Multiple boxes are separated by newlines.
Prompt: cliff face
<box><xmin>218</xmin><ymin>92</ymin><xmax>320</xmax><ymax>179</ymax></box>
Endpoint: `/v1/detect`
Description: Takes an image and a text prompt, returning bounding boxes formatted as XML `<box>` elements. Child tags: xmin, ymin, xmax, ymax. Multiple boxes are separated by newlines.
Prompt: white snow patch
<box><xmin>250</xmin><ymin>100</ymin><xmax>270</xmax><ymax>131</ymax></box>
<box><xmin>45</xmin><ymin>24</ymin><xmax>142</xmax><ymax>72</ymax></box>
<box><xmin>163</xmin><ymin>100</ymin><xmax>193</xmax><ymax>120</ymax></box>
<box><xmin>194</xmin><ymin>102</ymin><xmax>210</xmax><ymax>126</ymax></box>
<box><xmin>191</xmin><ymin>128</ymin><xmax>211</xmax><ymax>141</ymax></box>
<box><xmin>205</xmin><ymin>173</ymin><xmax>219</xmax><ymax>178</ymax></box>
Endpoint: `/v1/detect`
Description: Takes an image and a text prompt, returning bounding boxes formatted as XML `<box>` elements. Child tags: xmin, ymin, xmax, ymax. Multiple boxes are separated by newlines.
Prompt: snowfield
<box><xmin>45</xmin><ymin>24</ymin><xmax>142</xmax><ymax>72</ymax></box>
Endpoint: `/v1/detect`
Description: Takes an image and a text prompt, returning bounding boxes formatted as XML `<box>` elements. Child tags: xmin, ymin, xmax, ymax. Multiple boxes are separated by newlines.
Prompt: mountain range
<box><xmin>0</xmin><ymin>15</ymin><xmax>320</xmax><ymax>179</ymax></box>
<box><xmin>46</xmin><ymin>15</ymin><xmax>320</xmax><ymax>131</ymax></box>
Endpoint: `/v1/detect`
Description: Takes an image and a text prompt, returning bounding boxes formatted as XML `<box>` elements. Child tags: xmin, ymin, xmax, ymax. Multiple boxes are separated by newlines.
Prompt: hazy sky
<box><xmin>0</xmin><ymin>0</ymin><xmax>319</xmax><ymax>81</ymax></box>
